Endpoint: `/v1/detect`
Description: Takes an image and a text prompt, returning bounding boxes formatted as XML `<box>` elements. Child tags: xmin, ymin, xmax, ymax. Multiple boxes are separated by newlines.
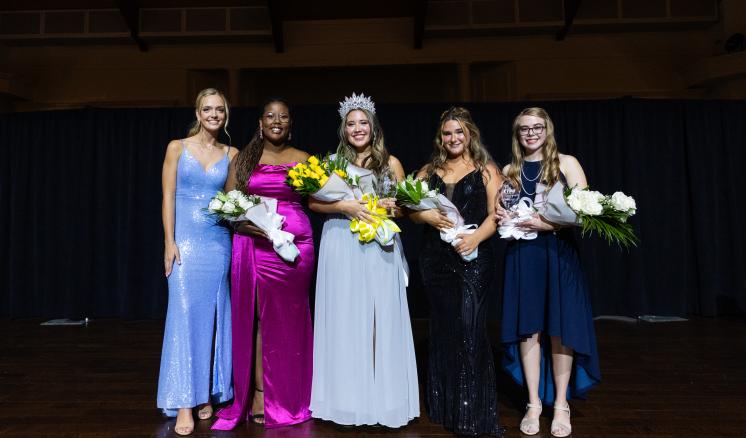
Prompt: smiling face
<box><xmin>195</xmin><ymin>94</ymin><xmax>226</xmax><ymax>133</ymax></box>
<box><xmin>440</xmin><ymin>119</ymin><xmax>470</xmax><ymax>159</ymax></box>
<box><xmin>516</xmin><ymin>114</ymin><xmax>547</xmax><ymax>155</ymax></box>
<box><xmin>344</xmin><ymin>109</ymin><xmax>372</xmax><ymax>150</ymax></box>
<box><xmin>259</xmin><ymin>101</ymin><xmax>291</xmax><ymax>144</ymax></box>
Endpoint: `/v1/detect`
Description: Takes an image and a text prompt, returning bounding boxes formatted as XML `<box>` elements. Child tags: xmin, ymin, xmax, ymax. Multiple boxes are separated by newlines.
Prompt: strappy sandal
<box><xmin>551</xmin><ymin>403</ymin><xmax>572</xmax><ymax>437</ymax></box>
<box><xmin>252</xmin><ymin>388</ymin><xmax>265</xmax><ymax>425</ymax></box>
<box><xmin>519</xmin><ymin>402</ymin><xmax>542</xmax><ymax>435</ymax></box>
<box><xmin>197</xmin><ymin>403</ymin><xmax>213</xmax><ymax>420</ymax></box>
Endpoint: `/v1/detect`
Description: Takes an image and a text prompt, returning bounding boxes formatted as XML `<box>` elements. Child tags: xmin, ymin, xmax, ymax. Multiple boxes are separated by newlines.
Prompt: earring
<box><xmin>288</xmin><ymin>132</ymin><xmax>292</xmax><ymax>141</ymax></box>
<box><xmin>259</xmin><ymin>130</ymin><xmax>263</xmax><ymax>139</ymax></box>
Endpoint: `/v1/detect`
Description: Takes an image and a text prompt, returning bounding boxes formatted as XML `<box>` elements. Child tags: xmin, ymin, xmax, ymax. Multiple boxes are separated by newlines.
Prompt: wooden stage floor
<box><xmin>0</xmin><ymin>317</ymin><xmax>744</xmax><ymax>437</ymax></box>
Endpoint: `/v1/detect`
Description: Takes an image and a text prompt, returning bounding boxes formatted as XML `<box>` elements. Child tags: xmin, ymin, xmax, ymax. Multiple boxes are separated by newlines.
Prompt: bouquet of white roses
<box><xmin>206</xmin><ymin>190</ymin><xmax>300</xmax><ymax>262</ymax></box>
<box><xmin>206</xmin><ymin>190</ymin><xmax>261</xmax><ymax>220</ymax></box>
<box><xmin>536</xmin><ymin>183</ymin><xmax>638</xmax><ymax>248</ymax></box>
<box><xmin>395</xmin><ymin>174</ymin><xmax>439</xmax><ymax>210</ymax></box>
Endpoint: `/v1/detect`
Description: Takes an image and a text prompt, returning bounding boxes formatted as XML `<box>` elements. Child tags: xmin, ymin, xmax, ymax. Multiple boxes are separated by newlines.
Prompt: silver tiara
<box><xmin>338</xmin><ymin>92</ymin><xmax>376</xmax><ymax>119</ymax></box>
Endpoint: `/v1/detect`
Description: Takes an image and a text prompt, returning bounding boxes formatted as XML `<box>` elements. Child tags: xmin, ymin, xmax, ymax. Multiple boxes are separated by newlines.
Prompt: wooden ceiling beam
<box><xmin>413</xmin><ymin>0</ymin><xmax>426</xmax><ymax>49</ymax></box>
<box><xmin>556</xmin><ymin>0</ymin><xmax>582</xmax><ymax>41</ymax></box>
<box><xmin>266</xmin><ymin>0</ymin><xmax>284</xmax><ymax>53</ymax></box>
<box><xmin>115</xmin><ymin>0</ymin><xmax>148</xmax><ymax>51</ymax></box>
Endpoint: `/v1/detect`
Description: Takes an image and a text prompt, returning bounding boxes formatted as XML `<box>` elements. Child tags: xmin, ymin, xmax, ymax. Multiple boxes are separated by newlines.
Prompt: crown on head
<box><xmin>338</xmin><ymin>92</ymin><xmax>376</xmax><ymax>119</ymax></box>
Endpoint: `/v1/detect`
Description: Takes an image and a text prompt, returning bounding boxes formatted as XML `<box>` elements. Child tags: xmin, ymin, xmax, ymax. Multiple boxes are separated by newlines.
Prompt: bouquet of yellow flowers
<box><xmin>286</xmin><ymin>154</ymin><xmax>357</xmax><ymax>197</ymax></box>
<box><xmin>349</xmin><ymin>194</ymin><xmax>401</xmax><ymax>245</ymax></box>
<box><xmin>287</xmin><ymin>153</ymin><xmax>401</xmax><ymax>246</ymax></box>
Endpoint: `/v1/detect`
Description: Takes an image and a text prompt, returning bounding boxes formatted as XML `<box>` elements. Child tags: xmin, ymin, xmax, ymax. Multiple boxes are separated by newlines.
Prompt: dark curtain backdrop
<box><xmin>1</xmin><ymin>98</ymin><xmax>745</xmax><ymax>319</ymax></box>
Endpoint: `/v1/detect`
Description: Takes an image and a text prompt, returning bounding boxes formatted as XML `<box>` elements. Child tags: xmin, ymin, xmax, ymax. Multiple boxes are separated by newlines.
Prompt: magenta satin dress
<box><xmin>213</xmin><ymin>163</ymin><xmax>315</xmax><ymax>429</ymax></box>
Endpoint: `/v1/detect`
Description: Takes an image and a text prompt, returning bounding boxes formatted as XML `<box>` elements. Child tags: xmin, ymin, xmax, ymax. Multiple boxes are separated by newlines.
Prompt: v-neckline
<box><xmin>435</xmin><ymin>169</ymin><xmax>478</xmax><ymax>186</ymax></box>
<box><xmin>184</xmin><ymin>146</ymin><xmax>226</xmax><ymax>173</ymax></box>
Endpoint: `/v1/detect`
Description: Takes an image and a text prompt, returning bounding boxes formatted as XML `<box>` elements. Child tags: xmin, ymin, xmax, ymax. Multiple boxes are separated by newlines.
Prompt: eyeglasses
<box><xmin>264</xmin><ymin>112</ymin><xmax>290</xmax><ymax>124</ymax></box>
<box><xmin>519</xmin><ymin>125</ymin><xmax>545</xmax><ymax>136</ymax></box>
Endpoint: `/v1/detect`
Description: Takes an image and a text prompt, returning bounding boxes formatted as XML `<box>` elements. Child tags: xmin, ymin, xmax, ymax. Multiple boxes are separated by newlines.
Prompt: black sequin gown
<box><xmin>419</xmin><ymin>170</ymin><xmax>504</xmax><ymax>436</ymax></box>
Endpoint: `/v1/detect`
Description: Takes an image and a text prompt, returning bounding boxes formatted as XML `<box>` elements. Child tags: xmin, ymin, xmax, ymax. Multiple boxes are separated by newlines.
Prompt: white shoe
<box><xmin>551</xmin><ymin>403</ymin><xmax>572</xmax><ymax>437</ymax></box>
<box><xmin>519</xmin><ymin>402</ymin><xmax>542</xmax><ymax>435</ymax></box>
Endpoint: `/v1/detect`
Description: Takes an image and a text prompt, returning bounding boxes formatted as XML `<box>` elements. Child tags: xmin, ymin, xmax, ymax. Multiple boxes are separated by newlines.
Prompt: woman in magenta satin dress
<box><xmin>212</xmin><ymin>98</ymin><xmax>315</xmax><ymax>430</ymax></box>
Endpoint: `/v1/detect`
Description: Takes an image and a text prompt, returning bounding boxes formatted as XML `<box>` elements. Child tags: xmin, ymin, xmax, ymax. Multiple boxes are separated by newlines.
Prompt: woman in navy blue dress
<box><xmin>495</xmin><ymin>107</ymin><xmax>600</xmax><ymax>437</ymax></box>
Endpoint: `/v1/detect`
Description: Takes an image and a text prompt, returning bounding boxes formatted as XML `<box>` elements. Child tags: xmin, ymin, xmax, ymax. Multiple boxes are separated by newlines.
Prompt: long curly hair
<box><xmin>428</xmin><ymin>106</ymin><xmax>493</xmax><ymax>178</ymax></box>
<box><xmin>234</xmin><ymin>97</ymin><xmax>292</xmax><ymax>192</ymax></box>
<box><xmin>506</xmin><ymin>107</ymin><xmax>560</xmax><ymax>191</ymax></box>
<box><xmin>336</xmin><ymin>108</ymin><xmax>390</xmax><ymax>176</ymax></box>
<box><xmin>187</xmin><ymin>88</ymin><xmax>231</xmax><ymax>144</ymax></box>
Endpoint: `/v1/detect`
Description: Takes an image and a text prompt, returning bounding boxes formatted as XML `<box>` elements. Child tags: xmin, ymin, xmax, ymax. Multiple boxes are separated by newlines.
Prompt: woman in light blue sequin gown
<box><xmin>158</xmin><ymin>88</ymin><xmax>238</xmax><ymax>436</ymax></box>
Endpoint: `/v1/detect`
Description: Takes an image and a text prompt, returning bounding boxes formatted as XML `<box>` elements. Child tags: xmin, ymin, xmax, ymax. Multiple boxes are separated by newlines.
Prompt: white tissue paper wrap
<box><xmin>434</xmin><ymin>194</ymin><xmax>480</xmax><ymax>262</ymax></box>
<box><xmin>498</xmin><ymin>197</ymin><xmax>539</xmax><ymax>241</ymax></box>
<box><xmin>242</xmin><ymin>197</ymin><xmax>300</xmax><ymax>262</ymax></box>
<box><xmin>309</xmin><ymin>172</ymin><xmax>362</xmax><ymax>203</ymax></box>
<box><xmin>403</xmin><ymin>196</ymin><xmax>440</xmax><ymax>211</ymax></box>
<box><xmin>534</xmin><ymin>182</ymin><xmax>580</xmax><ymax>226</ymax></box>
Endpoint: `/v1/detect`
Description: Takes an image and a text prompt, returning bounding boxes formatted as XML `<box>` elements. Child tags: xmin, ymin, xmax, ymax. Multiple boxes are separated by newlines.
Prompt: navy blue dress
<box><xmin>500</xmin><ymin>160</ymin><xmax>600</xmax><ymax>404</ymax></box>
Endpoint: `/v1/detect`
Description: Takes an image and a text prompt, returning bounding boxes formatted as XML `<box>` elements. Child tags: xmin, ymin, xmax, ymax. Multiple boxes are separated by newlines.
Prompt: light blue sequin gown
<box><xmin>157</xmin><ymin>144</ymin><xmax>233</xmax><ymax>416</ymax></box>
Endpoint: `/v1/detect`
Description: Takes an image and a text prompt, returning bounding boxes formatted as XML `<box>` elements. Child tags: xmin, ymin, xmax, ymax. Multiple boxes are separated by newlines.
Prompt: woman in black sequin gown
<box><xmin>410</xmin><ymin>107</ymin><xmax>504</xmax><ymax>436</ymax></box>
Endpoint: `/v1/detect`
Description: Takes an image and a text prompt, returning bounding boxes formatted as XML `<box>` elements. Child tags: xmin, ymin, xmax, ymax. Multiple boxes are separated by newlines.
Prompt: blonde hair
<box><xmin>187</xmin><ymin>88</ymin><xmax>231</xmax><ymax>145</ymax></box>
<box><xmin>336</xmin><ymin>108</ymin><xmax>390</xmax><ymax>176</ymax></box>
<box><xmin>428</xmin><ymin>106</ymin><xmax>493</xmax><ymax>178</ymax></box>
<box><xmin>506</xmin><ymin>107</ymin><xmax>560</xmax><ymax>191</ymax></box>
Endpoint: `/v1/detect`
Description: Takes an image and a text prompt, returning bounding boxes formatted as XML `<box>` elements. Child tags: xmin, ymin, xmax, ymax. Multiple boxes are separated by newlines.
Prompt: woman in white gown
<box><xmin>309</xmin><ymin>93</ymin><xmax>420</xmax><ymax>427</ymax></box>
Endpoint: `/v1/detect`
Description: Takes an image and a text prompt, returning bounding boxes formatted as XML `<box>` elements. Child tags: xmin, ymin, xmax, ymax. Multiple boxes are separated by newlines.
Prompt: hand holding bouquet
<box><xmin>242</xmin><ymin>197</ymin><xmax>300</xmax><ymax>262</ymax></box>
<box><xmin>206</xmin><ymin>190</ymin><xmax>300</xmax><ymax>262</ymax></box>
<box><xmin>286</xmin><ymin>153</ymin><xmax>398</xmax><ymax>246</ymax></box>
<box><xmin>435</xmin><ymin>195</ymin><xmax>480</xmax><ymax>261</ymax></box>
<box><xmin>349</xmin><ymin>194</ymin><xmax>401</xmax><ymax>246</ymax></box>
<box><xmin>395</xmin><ymin>176</ymin><xmax>478</xmax><ymax>261</ymax></box>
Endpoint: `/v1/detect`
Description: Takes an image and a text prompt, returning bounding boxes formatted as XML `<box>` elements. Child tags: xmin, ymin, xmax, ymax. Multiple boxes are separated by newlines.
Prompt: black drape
<box><xmin>1</xmin><ymin>99</ymin><xmax>744</xmax><ymax>319</ymax></box>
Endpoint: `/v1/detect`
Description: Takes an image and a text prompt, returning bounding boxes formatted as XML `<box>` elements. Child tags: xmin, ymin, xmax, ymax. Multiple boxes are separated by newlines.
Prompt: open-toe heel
<box><xmin>252</xmin><ymin>388</ymin><xmax>265</xmax><ymax>425</ymax></box>
<box><xmin>174</xmin><ymin>409</ymin><xmax>195</xmax><ymax>436</ymax></box>
<box><xmin>519</xmin><ymin>402</ymin><xmax>542</xmax><ymax>435</ymax></box>
<box><xmin>551</xmin><ymin>403</ymin><xmax>572</xmax><ymax>437</ymax></box>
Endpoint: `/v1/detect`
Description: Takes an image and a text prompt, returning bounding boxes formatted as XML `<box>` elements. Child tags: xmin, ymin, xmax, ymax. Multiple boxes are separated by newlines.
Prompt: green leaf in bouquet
<box><xmin>396</xmin><ymin>173</ymin><xmax>431</xmax><ymax>205</ymax></box>
<box><xmin>580</xmin><ymin>215</ymin><xmax>639</xmax><ymax>249</ymax></box>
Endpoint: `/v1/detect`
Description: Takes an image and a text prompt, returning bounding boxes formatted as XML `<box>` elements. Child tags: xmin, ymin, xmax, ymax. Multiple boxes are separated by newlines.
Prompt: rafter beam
<box><xmin>556</xmin><ymin>0</ymin><xmax>582</xmax><ymax>41</ymax></box>
<box><xmin>115</xmin><ymin>0</ymin><xmax>148</xmax><ymax>52</ymax></box>
<box><xmin>413</xmin><ymin>0</ymin><xmax>427</xmax><ymax>49</ymax></box>
<box><xmin>267</xmin><ymin>0</ymin><xmax>284</xmax><ymax>53</ymax></box>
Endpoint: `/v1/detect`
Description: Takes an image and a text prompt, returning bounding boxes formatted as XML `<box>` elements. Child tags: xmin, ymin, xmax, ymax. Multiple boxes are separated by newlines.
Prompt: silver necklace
<box><xmin>521</xmin><ymin>162</ymin><xmax>543</xmax><ymax>195</ymax></box>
